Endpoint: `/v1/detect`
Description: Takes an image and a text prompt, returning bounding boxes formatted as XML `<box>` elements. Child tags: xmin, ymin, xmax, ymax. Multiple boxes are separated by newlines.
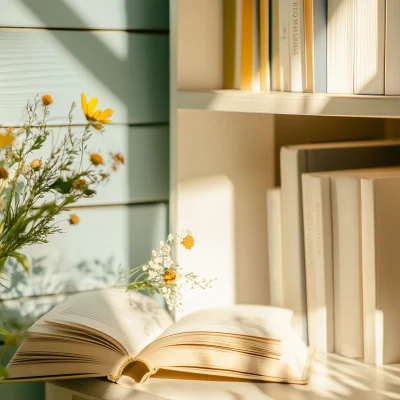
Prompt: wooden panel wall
<box><xmin>0</xmin><ymin>3</ymin><xmax>170</xmax><ymax>398</ymax></box>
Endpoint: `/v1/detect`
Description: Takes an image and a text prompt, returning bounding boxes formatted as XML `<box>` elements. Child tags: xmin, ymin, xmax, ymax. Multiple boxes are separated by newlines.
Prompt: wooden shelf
<box><xmin>177</xmin><ymin>90</ymin><xmax>400</xmax><ymax>118</ymax></box>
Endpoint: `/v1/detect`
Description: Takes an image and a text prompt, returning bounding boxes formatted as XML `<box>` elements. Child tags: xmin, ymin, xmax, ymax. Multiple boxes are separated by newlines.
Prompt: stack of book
<box><xmin>224</xmin><ymin>0</ymin><xmax>399</xmax><ymax>94</ymax></box>
<box><xmin>267</xmin><ymin>139</ymin><xmax>400</xmax><ymax>364</ymax></box>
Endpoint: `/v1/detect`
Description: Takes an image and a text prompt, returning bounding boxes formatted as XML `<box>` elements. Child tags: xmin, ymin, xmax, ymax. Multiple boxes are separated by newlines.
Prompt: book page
<box><xmin>158</xmin><ymin>305</ymin><xmax>293</xmax><ymax>340</ymax></box>
<box><xmin>37</xmin><ymin>288</ymin><xmax>173</xmax><ymax>356</ymax></box>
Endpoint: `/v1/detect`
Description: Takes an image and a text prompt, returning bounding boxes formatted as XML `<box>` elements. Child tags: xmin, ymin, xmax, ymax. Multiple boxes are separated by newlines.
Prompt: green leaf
<box><xmin>83</xmin><ymin>188</ymin><xmax>96</xmax><ymax>198</ymax></box>
<box><xmin>10</xmin><ymin>252</ymin><xmax>30</xmax><ymax>274</ymax></box>
<box><xmin>0</xmin><ymin>272</ymin><xmax>9</xmax><ymax>281</ymax></box>
<box><xmin>50</xmin><ymin>178</ymin><xmax>74</xmax><ymax>194</ymax></box>
<box><xmin>0</xmin><ymin>327</ymin><xmax>9</xmax><ymax>336</ymax></box>
<box><xmin>0</xmin><ymin>365</ymin><xmax>9</xmax><ymax>379</ymax></box>
<box><xmin>0</xmin><ymin>256</ymin><xmax>7</xmax><ymax>272</ymax></box>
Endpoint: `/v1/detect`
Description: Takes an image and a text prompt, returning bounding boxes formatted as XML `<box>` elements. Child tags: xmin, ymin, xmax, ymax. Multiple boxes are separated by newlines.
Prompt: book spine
<box><xmin>289</xmin><ymin>0</ymin><xmax>306</xmax><ymax>92</ymax></box>
<box><xmin>331</xmin><ymin>177</ymin><xmax>363</xmax><ymax>359</ymax></box>
<box><xmin>327</xmin><ymin>0</ymin><xmax>354</xmax><ymax>94</ymax></box>
<box><xmin>313</xmin><ymin>0</ymin><xmax>327</xmax><ymax>93</ymax></box>
<box><xmin>235</xmin><ymin>0</ymin><xmax>243</xmax><ymax>89</ymax></box>
<box><xmin>280</xmin><ymin>147</ymin><xmax>308</xmax><ymax>342</ymax></box>
<box><xmin>385</xmin><ymin>0</ymin><xmax>400</xmax><ymax>95</ymax></box>
<box><xmin>304</xmin><ymin>0</ymin><xmax>314</xmax><ymax>93</ymax></box>
<box><xmin>354</xmin><ymin>0</ymin><xmax>384</xmax><ymax>94</ymax></box>
<box><xmin>241</xmin><ymin>0</ymin><xmax>255</xmax><ymax>90</ymax></box>
<box><xmin>266</xmin><ymin>188</ymin><xmax>284</xmax><ymax>307</ymax></box>
<box><xmin>260</xmin><ymin>0</ymin><xmax>270</xmax><ymax>91</ymax></box>
<box><xmin>271</xmin><ymin>0</ymin><xmax>281</xmax><ymax>90</ymax></box>
<box><xmin>252</xmin><ymin>0</ymin><xmax>261</xmax><ymax>91</ymax></box>
<box><xmin>223</xmin><ymin>0</ymin><xmax>237</xmax><ymax>89</ymax></box>
<box><xmin>360</xmin><ymin>178</ymin><xmax>378</xmax><ymax>365</ymax></box>
<box><xmin>311</xmin><ymin>176</ymin><xmax>334</xmax><ymax>353</ymax></box>
<box><xmin>279</xmin><ymin>0</ymin><xmax>291</xmax><ymax>91</ymax></box>
<box><xmin>301</xmin><ymin>174</ymin><xmax>316</xmax><ymax>346</ymax></box>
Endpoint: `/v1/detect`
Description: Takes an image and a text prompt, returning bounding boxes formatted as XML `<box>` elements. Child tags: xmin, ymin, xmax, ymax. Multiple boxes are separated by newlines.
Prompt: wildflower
<box><xmin>81</xmin><ymin>93</ymin><xmax>113</xmax><ymax>128</ymax></box>
<box><xmin>42</xmin><ymin>94</ymin><xmax>53</xmax><ymax>105</ymax></box>
<box><xmin>181</xmin><ymin>233</ymin><xmax>194</xmax><ymax>250</ymax></box>
<box><xmin>0</xmin><ymin>132</ymin><xmax>15</xmax><ymax>149</ymax></box>
<box><xmin>112</xmin><ymin>153</ymin><xmax>125</xmax><ymax>165</ymax></box>
<box><xmin>69</xmin><ymin>214</ymin><xmax>80</xmax><ymax>225</ymax></box>
<box><xmin>73</xmin><ymin>178</ymin><xmax>87</xmax><ymax>189</ymax></box>
<box><xmin>90</xmin><ymin>153</ymin><xmax>103</xmax><ymax>166</ymax></box>
<box><xmin>0</xmin><ymin>168</ymin><xmax>9</xmax><ymax>180</ymax></box>
<box><xmin>164</xmin><ymin>269</ymin><xmax>177</xmax><ymax>285</ymax></box>
<box><xmin>30</xmin><ymin>159</ymin><xmax>42</xmax><ymax>171</ymax></box>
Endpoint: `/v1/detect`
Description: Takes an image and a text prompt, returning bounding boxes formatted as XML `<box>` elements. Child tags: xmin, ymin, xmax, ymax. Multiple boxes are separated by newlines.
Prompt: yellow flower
<box><xmin>0</xmin><ymin>132</ymin><xmax>15</xmax><ymax>148</ymax></box>
<box><xmin>30</xmin><ymin>159</ymin><xmax>42</xmax><ymax>171</ymax></box>
<box><xmin>164</xmin><ymin>269</ymin><xmax>177</xmax><ymax>285</ymax></box>
<box><xmin>90</xmin><ymin>153</ymin><xmax>103</xmax><ymax>166</ymax></box>
<box><xmin>112</xmin><ymin>152</ymin><xmax>125</xmax><ymax>165</ymax></box>
<box><xmin>0</xmin><ymin>168</ymin><xmax>9</xmax><ymax>180</ymax></box>
<box><xmin>69</xmin><ymin>214</ymin><xmax>80</xmax><ymax>225</ymax></box>
<box><xmin>42</xmin><ymin>94</ymin><xmax>53</xmax><ymax>105</ymax></box>
<box><xmin>181</xmin><ymin>234</ymin><xmax>194</xmax><ymax>250</ymax></box>
<box><xmin>74</xmin><ymin>178</ymin><xmax>87</xmax><ymax>189</ymax></box>
<box><xmin>81</xmin><ymin>93</ymin><xmax>113</xmax><ymax>128</ymax></box>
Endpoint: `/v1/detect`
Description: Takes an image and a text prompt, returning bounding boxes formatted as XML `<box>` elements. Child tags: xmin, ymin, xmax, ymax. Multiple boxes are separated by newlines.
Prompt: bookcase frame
<box><xmin>169</xmin><ymin>0</ymin><xmax>399</xmax><ymax>317</ymax></box>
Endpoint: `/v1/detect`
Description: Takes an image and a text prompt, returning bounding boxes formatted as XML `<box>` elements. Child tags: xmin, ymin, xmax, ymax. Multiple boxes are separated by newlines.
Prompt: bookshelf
<box><xmin>178</xmin><ymin>90</ymin><xmax>400</xmax><ymax>118</ymax></box>
<box><xmin>169</xmin><ymin>0</ymin><xmax>398</xmax><ymax>321</ymax></box>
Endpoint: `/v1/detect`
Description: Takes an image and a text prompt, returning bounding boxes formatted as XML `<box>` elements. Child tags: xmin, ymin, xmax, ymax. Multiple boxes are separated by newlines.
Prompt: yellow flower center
<box><xmin>90</xmin><ymin>153</ymin><xmax>103</xmax><ymax>166</ymax></box>
<box><xmin>0</xmin><ymin>132</ymin><xmax>15</xmax><ymax>149</ymax></box>
<box><xmin>0</xmin><ymin>168</ymin><xmax>9</xmax><ymax>180</ymax></box>
<box><xmin>181</xmin><ymin>234</ymin><xmax>194</xmax><ymax>250</ymax></box>
<box><xmin>30</xmin><ymin>159</ymin><xmax>42</xmax><ymax>171</ymax></box>
<box><xmin>42</xmin><ymin>94</ymin><xmax>53</xmax><ymax>105</ymax></box>
<box><xmin>69</xmin><ymin>214</ymin><xmax>80</xmax><ymax>225</ymax></box>
<box><xmin>164</xmin><ymin>269</ymin><xmax>177</xmax><ymax>285</ymax></box>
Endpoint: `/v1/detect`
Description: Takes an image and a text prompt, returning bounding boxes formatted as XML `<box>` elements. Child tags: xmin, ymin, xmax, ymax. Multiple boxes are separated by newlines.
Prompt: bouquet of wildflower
<box><xmin>0</xmin><ymin>93</ymin><xmax>123</xmax><ymax>285</ymax></box>
<box><xmin>125</xmin><ymin>230</ymin><xmax>215</xmax><ymax>311</ymax></box>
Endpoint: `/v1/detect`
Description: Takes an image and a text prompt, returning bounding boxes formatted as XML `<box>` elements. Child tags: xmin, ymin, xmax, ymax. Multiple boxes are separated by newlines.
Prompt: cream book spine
<box><xmin>271</xmin><ymin>0</ymin><xmax>281</xmax><ymax>90</ymax></box>
<box><xmin>289</xmin><ymin>0</ymin><xmax>306</xmax><ymax>92</ymax></box>
<box><xmin>279</xmin><ymin>0</ymin><xmax>291</xmax><ymax>91</ymax></box>
<box><xmin>327</xmin><ymin>0</ymin><xmax>354</xmax><ymax>94</ymax></box>
<box><xmin>385</xmin><ymin>0</ymin><xmax>400</xmax><ymax>95</ymax></box>
<box><xmin>354</xmin><ymin>0</ymin><xmax>384</xmax><ymax>94</ymax></box>
<box><xmin>302</xmin><ymin>174</ymin><xmax>334</xmax><ymax>352</ymax></box>
<box><xmin>361</xmin><ymin>176</ymin><xmax>400</xmax><ymax>365</ymax></box>
<box><xmin>331</xmin><ymin>176</ymin><xmax>363</xmax><ymax>359</ymax></box>
<box><xmin>266</xmin><ymin>188</ymin><xmax>284</xmax><ymax>307</ymax></box>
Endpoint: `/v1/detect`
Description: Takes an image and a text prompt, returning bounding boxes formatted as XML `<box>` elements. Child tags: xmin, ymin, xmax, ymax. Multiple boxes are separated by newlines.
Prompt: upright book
<box><xmin>2</xmin><ymin>289</ymin><xmax>315</xmax><ymax>385</ymax></box>
<box><xmin>280</xmin><ymin>140</ymin><xmax>400</xmax><ymax>342</ymax></box>
<box><xmin>289</xmin><ymin>0</ymin><xmax>306</xmax><ymax>92</ymax></box>
<box><xmin>327</xmin><ymin>0</ymin><xmax>354</xmax><ymax>94</ymax></box>
<box><xmin>259</xmin><ymin>0</ymin><xmax>270</xmax><ymax>91</ymax></box>
<box><xmin>304</xmin><ymin>0</ymin><xmax>327</xmax><ymax>93</ymax></box>
<box><xmin>361</xmin><ymin>174</ymin><xmax>400</xmax><ymax>365</ymax></box>
<box><xmin>279</xmin><ymin>0</ymin><xmax>291</xmax><ymax>91</ymax></box>
<box><xmin>385</xmin><ymin>0</ymin><xmax>400</xmax><ymax>95</ymax></box>
<box><xmin>354</xmin><ymin>0</ymin><xmax>384</xmax><ymax>94</ymax></box>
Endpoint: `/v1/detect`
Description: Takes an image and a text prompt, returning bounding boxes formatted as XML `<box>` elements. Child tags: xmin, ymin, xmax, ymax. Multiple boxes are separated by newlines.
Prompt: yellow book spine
<box><xmin>260</xmin><ymin>0</ymin><xmax>270</xmax><ymax>91</ymax></box>
<box><xmin>224</xmin><ymin>0</ymin><xmax>237</xmax><ymax>89</ymax></box>
<box><xmin>241</xmin><ymin>0</ymin><xmax>254</xmax><ymax>90</ymax></box>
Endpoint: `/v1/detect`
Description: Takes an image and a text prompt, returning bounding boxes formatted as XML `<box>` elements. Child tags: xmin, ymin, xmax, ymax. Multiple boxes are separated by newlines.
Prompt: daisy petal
<box><xmin>81</xmin><ymin>93</ymin><xmax>88</xmax><ymax>116</ymax></box>
<box><xmin>92</xmin><ymin>110</ymin><xmax>102</xmax><ymax>119</ymax></box>
<box><xmin>100</xmin><ymin>119</ymin><xmax>112</xmax><ymax>124</ymax></box>
<box><xmin>87</xmin><ymin>97</ymin><xmax>99</xmax><ymax>117</ymax></box>
<box><xmin>98</xmin><ymin>108</ymin><xmax>113</xmax><ymax>120</ymax></box>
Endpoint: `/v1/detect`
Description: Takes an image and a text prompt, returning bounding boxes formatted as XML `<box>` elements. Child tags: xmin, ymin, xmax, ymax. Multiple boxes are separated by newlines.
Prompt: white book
<box><xmin>289</xmin><ymin>0</ymin><xmax>306</xmax><ymax>92</ymax></box>
<box><xmin>266</xmin><ymin>188</ymin><xmax>284</xmax><ymax>307</ymax></box>
<box><xmin>354</xmin><ymin>0</ymin><xmax>384</xmax><ymax>94</ymax></box>
<box><xmin>385</xmin><ymin>0</ymin><xmax>400</xmax><ymax>95</ymax></box>
<box><xmin>280</xmin><ymin>140</ymin><xmax>400</xmax><ymax>342</ymax></box>
<box><xmin>361</xmin><ymin>175</ymin><xmax>400</xmax><ymax>365</ymax></box>
<box><xmin>331</xmin><ymin>176</ymin><xmax>363</xmax><ymax>359</ymax></box>
<box><xmin>301</xmin><ymin>173</ymin><xmax>334</xmax><ymax>353</ymax></box>
<box><xmin>279</xmin><ymin>0</ymin><xmax>291</xmax><ymax>91</ymax></box>
<box><xmin>327</xmin><ymin>0</ymin><xmax>354</xmax><ymax>94</ymax></box>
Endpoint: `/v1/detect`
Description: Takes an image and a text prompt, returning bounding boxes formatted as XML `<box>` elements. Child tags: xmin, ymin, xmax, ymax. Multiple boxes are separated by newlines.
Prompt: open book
<box><xmin>2</xmin><ymin>288</ymin><xmax>314</xmax><ymax>384</ymax></box>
